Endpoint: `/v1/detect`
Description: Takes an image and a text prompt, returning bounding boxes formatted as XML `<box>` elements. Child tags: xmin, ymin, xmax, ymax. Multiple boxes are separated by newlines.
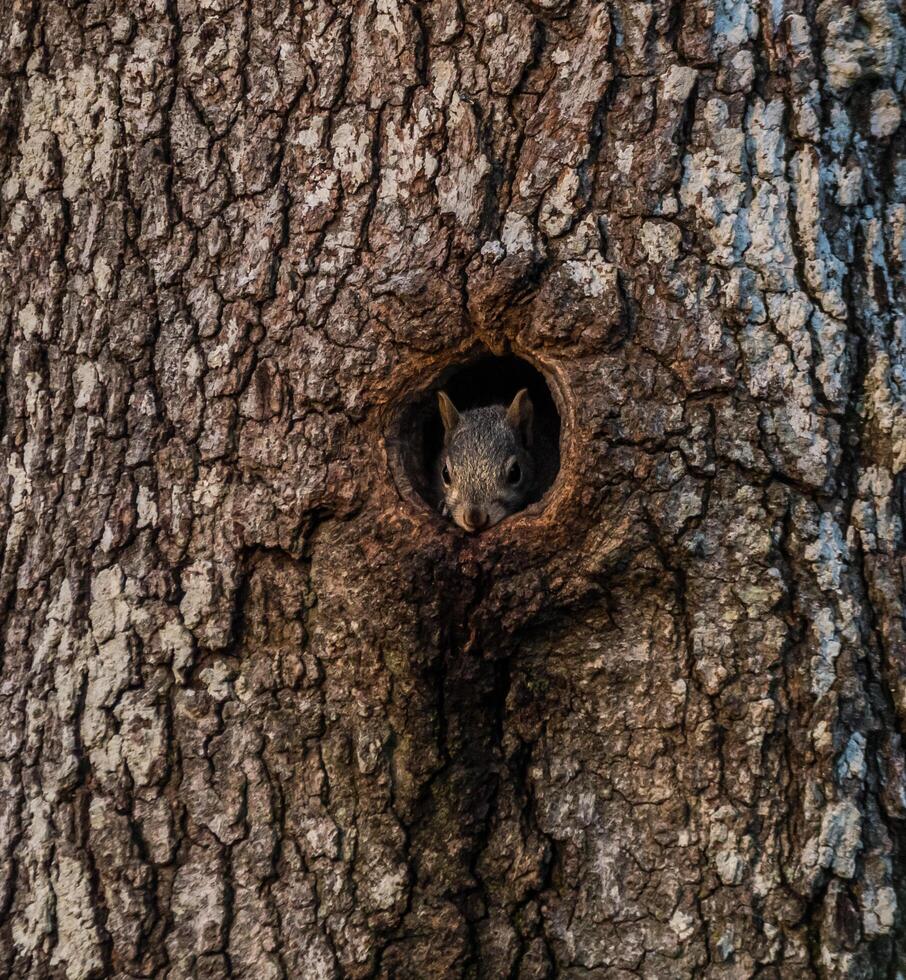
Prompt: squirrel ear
<box><xmin>437</xmin><ymin>390</ymin><xmax>460</xmax><ymax>435</ymax></box>
<box><xmin>506</xmin><ymin>389</ymin><xmax>534</xmax><ymax>446</ymax></box>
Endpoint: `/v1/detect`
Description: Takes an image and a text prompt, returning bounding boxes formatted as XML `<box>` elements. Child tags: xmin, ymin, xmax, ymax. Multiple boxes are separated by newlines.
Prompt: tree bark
<box><xmin>1</xmin><ymin>0</ymin><xmax>905</xmax><ymax>977</ymax></box>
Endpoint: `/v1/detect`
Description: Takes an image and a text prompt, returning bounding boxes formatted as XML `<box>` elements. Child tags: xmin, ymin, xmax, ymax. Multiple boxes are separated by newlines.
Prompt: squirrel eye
<box><xmin>506</xmin><ymin>460</ymin><xmax>521</xmax><ymax>485</ymax></box>
<box><xmin>442</xmin><ymin>463</ymin><xmax>452</xmax><ymax>486</ymax></box>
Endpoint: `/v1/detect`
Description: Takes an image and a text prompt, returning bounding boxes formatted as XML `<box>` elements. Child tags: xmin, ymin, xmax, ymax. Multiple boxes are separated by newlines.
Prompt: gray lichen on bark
<box><xmin>0</xmin><ymin>0</ymin><xmax>905</xmax><ymax>977</ymax></box>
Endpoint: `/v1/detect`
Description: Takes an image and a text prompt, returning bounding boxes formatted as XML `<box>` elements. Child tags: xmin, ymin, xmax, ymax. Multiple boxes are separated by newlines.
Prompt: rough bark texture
<box><xmin>1</xmin><ymin>0</ymin><xmax>905</xmax><ymax>977</ymax></box>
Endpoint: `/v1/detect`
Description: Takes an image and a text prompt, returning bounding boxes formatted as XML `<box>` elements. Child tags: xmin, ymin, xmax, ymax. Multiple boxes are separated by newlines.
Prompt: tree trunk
<box><xmin>1</xmin><ymin>0</ymin><xmax>905</xmax><ymax>977</ymax></box>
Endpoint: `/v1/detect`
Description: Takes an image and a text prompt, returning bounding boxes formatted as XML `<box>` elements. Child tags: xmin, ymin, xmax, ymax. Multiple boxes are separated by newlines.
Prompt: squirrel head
<box><xmin>436</xmin><ymin>388</ymin><xmax>535</xmax><ymax>532</ymax></box>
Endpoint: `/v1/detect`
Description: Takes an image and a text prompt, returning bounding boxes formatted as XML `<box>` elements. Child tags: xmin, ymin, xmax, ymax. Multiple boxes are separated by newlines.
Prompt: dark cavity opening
<box><xmin>396</xmin><ymin>354</ymin><xmax>562</xmax><ymax>517</ymax></box>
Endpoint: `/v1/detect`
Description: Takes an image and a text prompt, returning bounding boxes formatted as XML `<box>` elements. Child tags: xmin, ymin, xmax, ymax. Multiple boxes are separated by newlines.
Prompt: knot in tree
<box><xmin>391</xmin><ymin>352</ymin><xmax>563</xmax><ymax>531</ymax></box>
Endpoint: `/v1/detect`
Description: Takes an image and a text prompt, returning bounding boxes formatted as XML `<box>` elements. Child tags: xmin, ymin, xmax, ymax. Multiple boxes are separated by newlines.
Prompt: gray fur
<box><xmin>436</xmin><ymin>390</ymin><xmax>536</xmax><ymax>532</ymax></box>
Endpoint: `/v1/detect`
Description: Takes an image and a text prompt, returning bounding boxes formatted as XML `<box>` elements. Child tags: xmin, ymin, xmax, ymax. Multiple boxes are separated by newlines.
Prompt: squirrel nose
<box><xmin>464</xmin><ymin>506</ymin><xmax>488</xmax><ymax>531</ymax></box>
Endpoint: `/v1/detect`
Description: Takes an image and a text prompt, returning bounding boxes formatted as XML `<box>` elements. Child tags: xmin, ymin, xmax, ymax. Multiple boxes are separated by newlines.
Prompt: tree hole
<box><xmin>392</xmin><ymin>354</ymin><xmax>563</xmax><ymax>524</ymax></box>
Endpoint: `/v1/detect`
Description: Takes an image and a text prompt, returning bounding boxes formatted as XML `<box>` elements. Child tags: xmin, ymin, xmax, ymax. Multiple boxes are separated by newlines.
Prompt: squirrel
<box><xmin>435</xmin><ymin>388</ymin><xmax>537</xmax><ymax>532</ymax></box>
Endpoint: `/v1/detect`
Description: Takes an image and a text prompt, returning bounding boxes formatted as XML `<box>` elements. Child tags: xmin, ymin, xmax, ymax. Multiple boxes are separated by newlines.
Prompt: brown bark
<box><xmin>1</xmin><ymin>0</ymin><xmax>905</xmax><ymax>977</ymax></box>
